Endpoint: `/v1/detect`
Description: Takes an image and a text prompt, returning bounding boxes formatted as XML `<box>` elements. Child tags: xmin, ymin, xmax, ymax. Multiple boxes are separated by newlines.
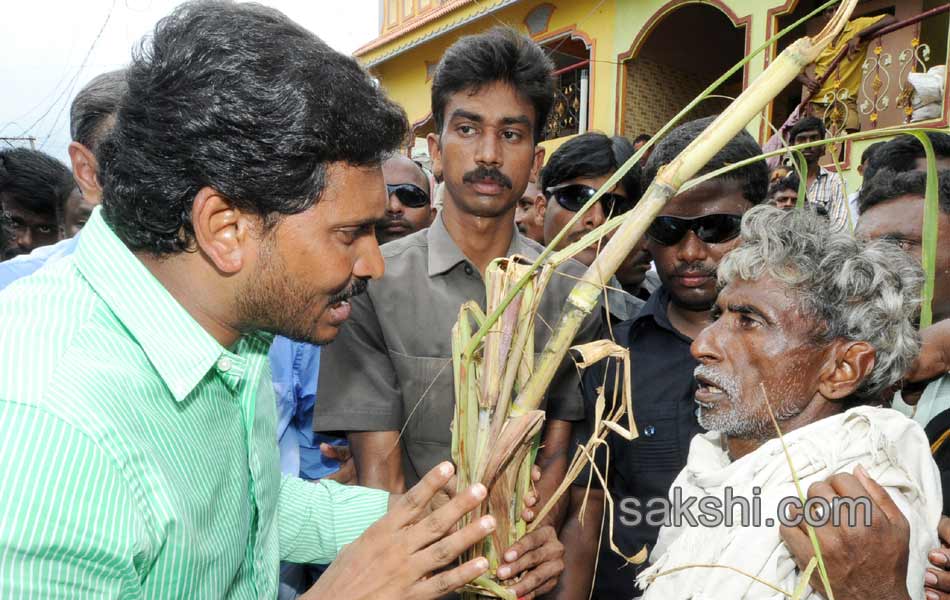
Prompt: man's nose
<box><xmin>386</xmin><ymin>193</ymin><xmax>404</xmax><ymax>214</ymax></box>
<box><xmin>583</xmin><ymin>201</ymin><xmax>606</xmax><ymax>229</ymax></box>
<box><xmin>474</xmin><ymin>134</ymin><xmax>502</xmax><ymax>167</ymax></box>
<box><xmin>676</xmin><ymin>230</ymin><xmax>708</xmax><ymax>263</ymax></box>
<box><xmin>353</xmin><ymin>235</ymin><xmax>385</xmax><ymax>281</ymax></box>
<box><xmin>690</xmin><ymin>317</ymin><xmax>722</xmax><ymax>363</ymax></box>
<box><xmin>16</xmin><ymin>228</ymin><xmax>31</xmax><ymax>250</ymax></box>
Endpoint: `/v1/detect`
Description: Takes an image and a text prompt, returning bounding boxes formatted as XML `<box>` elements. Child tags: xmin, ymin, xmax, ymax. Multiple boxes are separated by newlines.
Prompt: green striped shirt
<box><xmin>0</xmin><ymin>208</ymin><xmax>388</xmax><ymax>598</ymax></box>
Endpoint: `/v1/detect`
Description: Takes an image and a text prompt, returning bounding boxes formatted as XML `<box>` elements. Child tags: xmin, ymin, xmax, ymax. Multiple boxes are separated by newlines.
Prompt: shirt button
<box><xmin>644</xmin><ymin>425</ymin><xmax>655</xmax><ymax>437</ymax></box>
<box><xmin>464</xmin><ymin>264</ymin><xmax>474</xmax><ymax>276</ymax></box>
<box><xmin>217</xmin><ymin>357</ymin><xmax>233</xmax><ymax>372</ymax></box>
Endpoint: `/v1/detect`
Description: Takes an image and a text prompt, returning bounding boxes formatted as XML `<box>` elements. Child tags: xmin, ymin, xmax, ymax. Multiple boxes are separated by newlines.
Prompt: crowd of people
<box><xmin>1</xmin><ymin>2</ymin><xmax>950</xmax><ymax>599</ymax></box>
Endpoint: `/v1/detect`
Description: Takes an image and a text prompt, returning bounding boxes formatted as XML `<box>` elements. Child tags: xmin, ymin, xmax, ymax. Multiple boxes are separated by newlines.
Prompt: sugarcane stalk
<box><xmin>511</xmin><ymin>0</ymin><xmax>858</xmax><ymax>417</ymax></box>
<box><xmin>460</xmin><ymin>0</ymin><xmax>844</xmax><ymax>365</ymax></box>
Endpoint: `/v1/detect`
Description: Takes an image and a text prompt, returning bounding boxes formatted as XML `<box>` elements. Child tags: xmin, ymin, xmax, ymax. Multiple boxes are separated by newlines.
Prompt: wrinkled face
<box><xmin>770</xmin><ymin>188</ymin><xmax>798</xmax><ymax>210</ymax></box>
<box><xmin>542</xmin><ymin>173</ymin><xmax>624</xmax><ymax>267</ymax></box>
<box><xmin>857</xmin><ymin>194</ymin><xmax>950</xmax><ymax>322</ymax></box>
<box><xmin>236</xmin><ymin>163</ymin><xmax>386</xmax><ymax>345</ymax></box>
<box><xmin>378</xmin><ymin>155</ymin><xmax>435</xmax><ymax>245</ymax></box>
<box><xmin>0</xmin><ymin>192</ymin><xmax>60</xmax><ymax>257</ymax></box>
<box><xmin>514</xmin><ymin>180</ymin><xmax>545</xmax><ymax>244</ymax></box>
<box><xmin>63</xmin><ymin>188</ymin><xmax>97</xmax><ymax>238</ymax></box>
<box><xmin>691</xmin><ymin>276</ymin><xmax>829</xmax><ymax>439</ymax></box>
<box><xmin>648</xmin><ymin>179</ymin><xmax>752</xmax><ymax>312</ymax></box>
<box><xmin>793</xmin><ymin>129</ymin><xmax>825</xmax><ymax>165</ymax></box>
<box><xmin>430</xmin><ymin>81</ymin><xmax>541</xmax><ymax>220</ymax></box>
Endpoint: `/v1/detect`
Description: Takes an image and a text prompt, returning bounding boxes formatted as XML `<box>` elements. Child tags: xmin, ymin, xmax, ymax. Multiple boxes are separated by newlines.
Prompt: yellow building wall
<box><xmin>361</xmin><ymin>0</ymin><xmax>940</xmax><ymax>188</ymax></box>
<box><xmin>364</xmin><ymin>0</ymin><xmax>621</xmax><ymax>147</ymax></box>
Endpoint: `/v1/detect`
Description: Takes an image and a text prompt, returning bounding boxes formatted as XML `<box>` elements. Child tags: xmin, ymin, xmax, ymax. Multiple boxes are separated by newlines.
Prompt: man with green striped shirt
<box><xmin>0</xmin><ymin>2</ymin><xmax>499</xmax><ymax>598</ymax></box>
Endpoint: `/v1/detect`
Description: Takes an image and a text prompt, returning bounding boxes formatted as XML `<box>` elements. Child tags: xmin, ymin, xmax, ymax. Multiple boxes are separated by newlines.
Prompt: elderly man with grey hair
<box><xmin>636</xmin><ymin>205</ymin><xmax>941</xmax><ymax>600</ymax></box>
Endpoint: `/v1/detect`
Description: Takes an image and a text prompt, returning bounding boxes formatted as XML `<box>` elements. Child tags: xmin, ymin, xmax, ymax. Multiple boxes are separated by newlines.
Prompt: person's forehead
<box><xmin>663</xmin><ymin>178</ymin><xmax>751</xmax><ymax>217</ymax></box>
<box><xmin>319</xmin><ymin>163</ymin><xmax>387</xmax><ymax>221</ymax></box>
<box><xmin>382</xmin><ymin>157</ymin><xmax>427</xmax><ymax>188</ymax></box>
<box><xmin>720</xmin><ymin>276</ymin><xmax>802</xmax><ymax>324</ymax></box>
<box><xmin>443</xmin><ymin>81</ymin><xmax>536</xmax><ymax>128</ymax></box>
<box><xmin>914</xmin><ymin>156</ymin><xmax>950</xmax><ymax>172</ymax></box>
<box><xmin>522</xmin><ymin>180</ymin><xmax>540</xmax><ymax>198</ymax></box>
<box><xmin>794</xmin><ymin>129</ymin><xmax>822</xmax><ymax>139</ymax></box>
<box><xmin>856</xmin><ymin>194</ymin><xmax>925</xmax><ymax>238</ymax></box>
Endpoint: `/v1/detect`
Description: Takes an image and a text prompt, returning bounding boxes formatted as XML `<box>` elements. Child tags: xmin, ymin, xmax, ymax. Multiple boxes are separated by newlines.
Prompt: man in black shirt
<box><xmin>552</xmin><ymin>116</ymin><xmax>769</xmax><ymax>600</ymax></box>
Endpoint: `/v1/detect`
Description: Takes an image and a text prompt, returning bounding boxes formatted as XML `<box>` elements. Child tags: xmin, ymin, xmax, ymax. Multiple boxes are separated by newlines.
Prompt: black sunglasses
<box><xmin>646</xmin><ymin>214</ymin><xmax>743</xmax><ymax>246</ymax></box>
<box><xmin>545</xmin><ymin>183</ymin><xmax>634</xmax><ymax>216</ymax></box>
<box><xmin>386</xmin><ymin>183</ymin><xmax>430</xmax><ymax>209</ymax></box>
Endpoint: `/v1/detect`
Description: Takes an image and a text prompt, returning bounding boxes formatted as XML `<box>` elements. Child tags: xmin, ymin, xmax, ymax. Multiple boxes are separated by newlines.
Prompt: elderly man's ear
<box><xmin>817</xmin><ymin>341</ymin><xmax>876</xmax><ymax>401</ymax></box>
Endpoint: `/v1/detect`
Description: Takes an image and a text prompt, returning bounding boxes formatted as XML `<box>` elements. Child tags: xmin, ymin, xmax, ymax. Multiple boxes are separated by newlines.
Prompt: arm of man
<box><xmin>314</xmin><ymin>289</ymin><xmax>407</xmax><ymax>492</ymax></box>
<box><xmin>0</xmin><ymin>402</ymin><xmax>149</xmax><ymax>598</ymax></box>
<box><xmin>349</xmin><ymin>430</ymin><xmax>406</xmax><ymax>492</ymax></box>
<box><xmin>780</xmin><ymin>465</ymin><xmax>913</xmax><ymax>600</ymax></box>
<box><xmin>549</xmin><ymin>487</ymin><xmax>605</xmax><ymax>600</ymax></box>
<box><xmin>301</xmin><ymin>462</ymin><xmax>496</xmax><ymax>600</ymax></box>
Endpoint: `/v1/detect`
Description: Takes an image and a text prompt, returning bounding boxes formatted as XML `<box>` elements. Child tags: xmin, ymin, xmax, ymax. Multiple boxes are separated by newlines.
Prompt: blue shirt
<box><xmin>0</xmin><ymin>236</ymin><xmax>79</xmax><ymax>291</ymax></box>
<box><xmin>0</xmin><ymin>234</ymin><xmax>341</xmax><ymax>480</ymax></box>
<box><xmin>269</xmin><ymin>337</ymin><xmax>343</xmax><ymax>480</ymax></box>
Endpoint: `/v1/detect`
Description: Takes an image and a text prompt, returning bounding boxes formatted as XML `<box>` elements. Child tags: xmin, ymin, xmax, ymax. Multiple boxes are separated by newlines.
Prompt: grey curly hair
<box><xmin>719</xmin><ymin>205</ymin><xmax>923</xmax><ymax>400</ymax></box>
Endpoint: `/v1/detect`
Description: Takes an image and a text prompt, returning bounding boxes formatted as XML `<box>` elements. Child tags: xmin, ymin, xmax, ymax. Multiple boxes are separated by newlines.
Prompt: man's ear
<box><xmin>191</xmin><ymin>187</ymin><xmax>255</xmax><ymax>275</ymax></box>
<box><xmin>533</xmin><ymin>193</ymin><xmax>547</xmax><ymax>228</ymax></box>
<box><xmin>817</xmin><ymin>340</ymin><xmax>876</xmax><ymax>401</ymax></box>
<box><xmin>427</xmin><ymin>133</ymin><xmax>443</xmax><ymax>180</ymax></box>
<box><xmin>530</xmin><ymin>145</ymin><xmax>545</xmax><ymax>183</ymax></box>
<box><xmin>67</xmin><ymin>142</ymin><xmax>102</xmax><ymax>204</ymax></box>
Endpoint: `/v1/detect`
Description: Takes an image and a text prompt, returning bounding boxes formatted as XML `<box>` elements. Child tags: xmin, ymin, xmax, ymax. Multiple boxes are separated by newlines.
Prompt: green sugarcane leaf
<box><xmin>909</xmin><ymin>131</ymin><xmax>940</xmax><ymax>329</ymax></box>
<box><xmin>790</xmin><ymin>149</ymin><xmax>810</xmax><ymax>210</ymax></box>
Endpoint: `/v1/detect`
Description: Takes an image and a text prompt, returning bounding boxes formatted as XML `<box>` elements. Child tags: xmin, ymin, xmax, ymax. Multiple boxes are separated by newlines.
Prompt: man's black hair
<box><xmin>0</xmin><ymin>211</ymin><xmax>12</xmax><ymax>251</ymax></box>
<box><xmin>859</xmin><ymin>168</ymin><xmax>950</xmax><ymax>215</ymax></box>
<box><xmin>633</xmin><ymin>133</ymin><xmax>652</xmax><ymax>145</ymax></box>
<box><xmin>864</xmin><ymin>132</ymin><xmax>950</xmax><ymax>182</ymax></box>
<box><xmin>768</xmin><ymin>171</ymin><xmax>801</xmax><ymax>198</ymax></box>
<box><xmin>430</xmin><ymin>26</ymin><xmax>554</xmax><ymax>144</ymax></box>
<box><xmin>0</xmin><ymin>148</ymin><xmax>75</xmax><ymax>220</ymax></box>
<box><xmin>787</xmin><ymin>116</ymin><xmax>826</xmax><ymax>143</ymax></box>
<box><xmin>860</xmin><ymin>141</ymin><xmax>886</xmax><ymax>167</ymax></box>
<box><xmin>99</xmin><ymin>0</ymin><xmax>408</xmax><ymax>255</ymax></box>
<box><xmin>539</xmin><ymin>132</ymin><xmax>640</xmax><ymax>201</ymax></box>
<box><xmin>643</xmin><ymin>116</ymin><xmax>769</xmax><ymax>204</ymax></box>
<box><xmin>70</xmin><ymin>69</ymin><xmax>128</xmax><ymax>153</ymax></box>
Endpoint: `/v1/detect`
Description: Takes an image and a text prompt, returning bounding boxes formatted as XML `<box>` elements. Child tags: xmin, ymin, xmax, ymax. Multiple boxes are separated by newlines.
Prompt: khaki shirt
<box><xmin>314</xmin><ymin>214</ymin><xmax>600</xmax><ymax>485</ymax></box>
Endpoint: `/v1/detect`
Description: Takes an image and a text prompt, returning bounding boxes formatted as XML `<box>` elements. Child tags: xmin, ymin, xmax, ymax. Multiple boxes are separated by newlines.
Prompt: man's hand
<box><xmin>780</xmin><ymin>465</ymin><xmax>912</xmax><ymax>600</ymax></box>
<box><xmin>496</xmin><ymin>525</ymin><xmax>565</xmax><ymax>599</ymax></box>
<box><xmin>302</xmin><ymin>462</ymin><xmax>494</xmax><ymax>600</ymax></box>
<box><xmin>925</xmin><ymin>515</ymin><xmax>950</xmax><ymax>599</ymax></box>
<box><xmin>797</xmin><ymin>73</ymin><xmax>820</xmax><ymax>95</ymax></box>
<box><xmin>845</xmin><ymin>37</ymin><xmax>863</xmax><ymax>59</ymax></box>
<box><xmin>521</xmin><ymin>465</ymin><xmax>542</xmax><ymax>523</ymax></box>
<box><xmin>321</xmin><ymin>443</ymin><xmax>356</xmax><ymax>485</ymax></box>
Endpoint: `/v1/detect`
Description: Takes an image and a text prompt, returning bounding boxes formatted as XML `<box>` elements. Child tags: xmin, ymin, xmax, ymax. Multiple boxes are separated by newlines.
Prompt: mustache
<box><xmin>674</xmin><ymin>261</ymin><xmax>717</xmax><ymax>277</ymax></box>
<box><xmin>328</xmin><ymin>278</ymin><xmax>368</xmax><ymax>305</ymax></box>
<box><xmin>462</xmin><ymin>166</ymin><xmax>513</xmax><ymax>189</ymax></box>
<box><xmin>694</xmin><ymin>365</ymin><xmax>740</xmax><ymax>400</ymax></box>
<box><xmin>381</xmin><ymin>215</ymin><xmax>412</xmax><ymax>229</ymax></box>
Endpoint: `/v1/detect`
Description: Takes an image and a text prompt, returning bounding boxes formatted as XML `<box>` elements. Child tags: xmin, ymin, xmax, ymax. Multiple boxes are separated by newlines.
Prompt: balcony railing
<box><xmin>542</xmin><ymin>60</ymin><xmax>590</xmax><ymax>141</ymax></box>
<box><xmin>807</xmin><ymin>5</ymin><xmax>949</xmax><ymax>138</ymax></box>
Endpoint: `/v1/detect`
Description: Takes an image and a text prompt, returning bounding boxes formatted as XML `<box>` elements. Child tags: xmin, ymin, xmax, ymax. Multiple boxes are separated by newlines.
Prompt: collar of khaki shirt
<box><xmin>74</xmin><ymin>207</ymin><xmax>272</xmax><ymax>402</ymax></box>
<box><xmin>426</xmin><ymin>212</ymin><xmax>534</xmax><ymax>278</ymax></box>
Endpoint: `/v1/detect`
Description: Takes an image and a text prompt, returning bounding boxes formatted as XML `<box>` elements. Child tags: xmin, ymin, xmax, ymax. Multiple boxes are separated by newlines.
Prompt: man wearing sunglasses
<box><xmin>553</xmin><ymin>116</ymin><xmax>769</xmax><ymax>600</ymax></box>
<box><xmin>378</xmin><ymin>154</ymin><xmax>436</xmax><ymax>245</ymax></box>
<box><xmin>534</xmin><ymin>131</ymin><xmax>652</xmax><ymax>321</ymax></box>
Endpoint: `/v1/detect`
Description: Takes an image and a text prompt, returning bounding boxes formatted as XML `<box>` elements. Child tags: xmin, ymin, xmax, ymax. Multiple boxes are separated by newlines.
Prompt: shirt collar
<box><xmin>75</xmin><ymin>207</ymin><xmax>231</xmax><ymax>402</ymax></box>
<box><xmin>426</xmin><ymin>213</ymin><xmax>528</xmax><ymax>277</ymax></box>
<box><xmin>630</xmin><ymin>285</ymin><xmax>691</xmax><ymax>343</ymax></box>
